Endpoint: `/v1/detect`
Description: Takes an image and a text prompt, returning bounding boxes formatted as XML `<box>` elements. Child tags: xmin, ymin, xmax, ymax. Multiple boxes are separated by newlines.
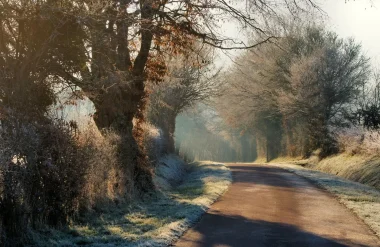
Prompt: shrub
<box><xmin>334</xmin><ymin>126</ymin><xmax>380</xmax><ymax>155</ymax></box>
<box><xmin>0</xmin><ymin>113</ymin><xmax>137</xmax><ymax>246</ymax></box>
<box><xmin>77</xmin><ymin>126</ymin><xmax>129</xmax><ymax>210</ymax></box>
<box><xmin>0</xmin><ymin>113</ymin><xmax>87</xmax><ymax>246</ymax></box>
<box><xmin>0</xmin><ymin>112</ymin><xmax>176</xmax><ymax>246</ymax></box>
<box><xmin>140</xmin><ymin>121</ymin><xmax>166</xmax><ymax>165</ymax></box>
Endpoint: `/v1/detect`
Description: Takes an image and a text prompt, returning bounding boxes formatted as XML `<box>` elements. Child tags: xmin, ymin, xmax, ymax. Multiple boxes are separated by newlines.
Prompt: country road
<box><xmin>174</xmin><ymin>164</ymin><xmax>380</xmax><ymax>247</ymax></box>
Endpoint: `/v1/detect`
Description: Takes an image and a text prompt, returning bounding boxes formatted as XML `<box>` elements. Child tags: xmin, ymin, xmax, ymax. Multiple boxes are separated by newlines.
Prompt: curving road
<box><xmin>174</xmin><ymin>163</ymin><xmax>380</xmax><ymax>247</ymax></box>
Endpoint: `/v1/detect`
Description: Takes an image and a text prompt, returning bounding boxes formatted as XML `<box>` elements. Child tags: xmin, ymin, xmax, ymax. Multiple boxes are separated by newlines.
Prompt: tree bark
<box><xmin>86</xmin><ymin>0</ymin><xmax>156</xmax><ymax>193</ymax></box>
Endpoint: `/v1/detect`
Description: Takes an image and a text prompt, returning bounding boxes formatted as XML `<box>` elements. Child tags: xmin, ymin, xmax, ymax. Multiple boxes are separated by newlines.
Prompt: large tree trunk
<box><xmin>91</xmin><ymin>81</ymin><xmax>154</xmax><ymax>193</ymax></box>
<box><xmin>79</xmin><ymin>0</ymin><xmax>156</xmax><ymax>194</ymax></box>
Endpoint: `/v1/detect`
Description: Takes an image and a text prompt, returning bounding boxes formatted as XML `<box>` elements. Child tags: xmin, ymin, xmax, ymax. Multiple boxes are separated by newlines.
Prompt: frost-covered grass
<box><xmin>273</xmin><ymin>163</ymin><xmax>380</xmax><ymax>238</ymax></box>
<box><xmin>334</xmin><ymin>127</ymin><xmax>380</xmax><ymax>155</ymax></box>
<box><xmin>308</xmin><ymin>154</ymin><xmax>380</xmax><ymax>190</ymax></box>
<box><xmin>299</xmin><ymin>126</ymin><xmax>380</xmax><ymax>190</ymax></box>
<box><xmin>153</xmin><ymin>155</ymin><xmax>187</xmax><ymax>190</ymax></box>
<box><xmin>266</xmin><ymin>151</ymin><xmax>380</xmax><ymax>191</ymax></box>
<box><xmin>31</xmin><ymin>160</ymin><xmax>231</xmax><ymax>247</ymax></box>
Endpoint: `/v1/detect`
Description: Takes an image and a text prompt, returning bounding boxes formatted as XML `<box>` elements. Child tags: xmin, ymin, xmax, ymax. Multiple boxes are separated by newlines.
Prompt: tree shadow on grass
<box><xmin>58</xmin><ymin>192</ymin><xmax>207</xmax><ymax>246</ymax></box>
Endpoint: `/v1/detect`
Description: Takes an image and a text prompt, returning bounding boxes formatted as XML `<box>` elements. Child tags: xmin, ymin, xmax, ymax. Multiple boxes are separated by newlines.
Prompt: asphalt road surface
<box><xmin>174</xmin><ymin>163</ymin><xmax>380</xmax><ymax>247</ymax></box>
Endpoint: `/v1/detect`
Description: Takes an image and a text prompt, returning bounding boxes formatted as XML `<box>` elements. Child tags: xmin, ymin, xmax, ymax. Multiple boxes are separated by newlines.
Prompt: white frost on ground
<box><xmin>273</xmin><ymin>163</ymin><xmax>380</xmax><ymax>238</ymax></box>
<box><xmin>154</xmin><ymin>154</ymin><xmax>187</xmax><ymax>190</ymax></box>
<box><xmin>39</xmin><ymin>160</ymin><xmax>231</xmax><ymax>247</ymax></box>
<box><xmin>138</xmin><ymin>161</ymin><xmax>232</xmax><ymax>247</ymax></box>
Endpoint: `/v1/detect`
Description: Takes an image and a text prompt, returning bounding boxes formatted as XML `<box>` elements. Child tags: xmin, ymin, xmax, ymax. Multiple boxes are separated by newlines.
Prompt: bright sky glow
<box><xmin>321</xmin><ymin>0</ymin><xmax>380</xmax><ymax>65</ymax></box>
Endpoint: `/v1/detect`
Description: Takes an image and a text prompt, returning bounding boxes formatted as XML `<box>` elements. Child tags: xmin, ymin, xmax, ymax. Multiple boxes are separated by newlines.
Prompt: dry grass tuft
<box><xmin>307</xmin><ymin>154</ymin><xmax>380</xmax><ymax>191</ymax></box>
<box><xmin>78</xmin><ymin>126</ymin><xmax>133</xmax><ymax>208</ymax></box>
<box><xmin>299</xmin><ymin>127</ymin><xmax>380</xmax><ymax>190</ymax></box>
<box><xmin>267</xmin><ymin>127</ymin><xmax>380</xmax><ymax>191</ymax></box>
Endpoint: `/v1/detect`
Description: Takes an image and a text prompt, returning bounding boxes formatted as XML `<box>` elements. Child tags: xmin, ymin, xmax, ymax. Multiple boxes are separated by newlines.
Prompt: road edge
<box><xmin>272</xmin><ymin>163</ymin><xmax>380</xmax><ymax>241</ymax></box>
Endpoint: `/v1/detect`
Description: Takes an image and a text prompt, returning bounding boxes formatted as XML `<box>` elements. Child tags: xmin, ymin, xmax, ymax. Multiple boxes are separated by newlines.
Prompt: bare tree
<box><xmin>217</xmin><ymin>25</ymin><xmax>370</xmax><ymax>160</ymax></box>
<box><xmin>147</xmin><ymin>51</ymin><xmax>220</xmax><ymax>153</ymax></box>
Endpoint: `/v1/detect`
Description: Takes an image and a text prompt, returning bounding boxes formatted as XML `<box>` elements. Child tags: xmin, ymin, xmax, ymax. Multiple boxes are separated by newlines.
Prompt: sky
<box><xmin>217</xmin><ymin>0</ymin><xmax>380</xmax><ymax>68</ymax></box>
<box><xmin>321</xmin><ymin>0</ymin><xmax>380</xmax><ymax>66</ymax></box>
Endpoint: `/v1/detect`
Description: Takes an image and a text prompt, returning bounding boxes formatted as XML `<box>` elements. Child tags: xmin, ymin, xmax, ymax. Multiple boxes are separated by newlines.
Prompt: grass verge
<box><xmin>272</xmin><ymin>163</ymin><xmax>380</xmax><ymax>238</ymax></box>
<box><xmin>267</xmin><ymin>153</ymin><xmax>380</xmax><ymax>191</ymax></box>
<box><xmin>307</xmin><ymin>153</ymin><xmax>380</xmax><ymax>190</ymax></box>
<box><xmin>30</xmin><ymin>161</ymin><xmax>232</xmax><ymax>247</ymax></box>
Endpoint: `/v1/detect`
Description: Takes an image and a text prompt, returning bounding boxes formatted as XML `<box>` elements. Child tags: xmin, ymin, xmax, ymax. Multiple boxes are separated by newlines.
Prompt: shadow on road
<box><xmin>229</xmin><ymin>165</ymin><xmax>312</xmax><ymax>190</ymax></box>
<box><xmin>176</xmin><ymin>212</ymin><xmax>368</xmax><ymax>247</ymax></box>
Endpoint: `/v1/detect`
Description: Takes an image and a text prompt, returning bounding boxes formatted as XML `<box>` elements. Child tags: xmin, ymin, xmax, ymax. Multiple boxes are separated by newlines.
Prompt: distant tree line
<box><xmin>175</xmin><ymin>107</ymin><xmax>258</xmax><ymax>163</ymax></box>
<box><xmin>217</xmin><ymin>24</ymin><xmax>375</xmax><ymax>161</ymax></box>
